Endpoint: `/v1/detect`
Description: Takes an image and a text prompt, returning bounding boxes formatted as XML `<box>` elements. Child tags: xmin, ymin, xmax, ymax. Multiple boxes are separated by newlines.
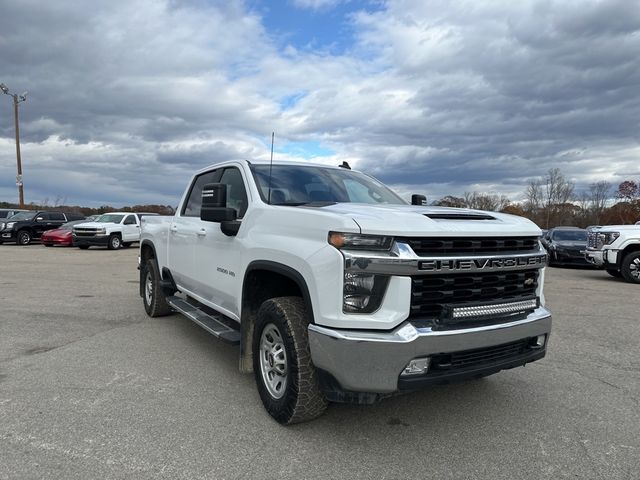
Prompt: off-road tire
<box><xmin>78</xmin><ymin>245</ymin><xmax>90</xmax><ymax>250</ymax></box>
<box><xmin>17</xmin><ymin>230</ymin><xmax>32</xmax><ymax>245</ymax></box>
<box><xmin>142</xmin><ymin>259</ymin><xmax>172</xmax><ymax>317</ymax></box>
<box><xmin>620</xmin><ymin>251</ymin><xmax>640</xmax><ymax>284</ymax></box>
<box><xmin>107</xmin><ymin>234</ymin><xmax>121</xmax><ymax>250</ymax></box>
<box><xmin>605</xmin><ymin>269</ymin><xmax>622</xmax><ymax>278</ymax></box>
<box><xmin>252</xmin><ymin>296</ymin><xmax>328</xmax><ymax>425</ymax></box>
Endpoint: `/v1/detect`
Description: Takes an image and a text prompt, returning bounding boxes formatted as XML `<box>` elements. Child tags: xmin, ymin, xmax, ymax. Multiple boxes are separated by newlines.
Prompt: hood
<box><xmin>43</xmin><ymin>228</ymin><xmax>71</xmax><ymax>236</ymax></box>
<box><xmin>73</xmin><ymin>221</ymin><xmax>119</xmax><ymax>229</ymax></box>
<box><xmin>591</xmin><ymin>225</ymin><xmax>640</xmax><ymax>232</ymax></box>
<box><xmin>314</xmin><ymin>203</ymin><xmax>541</xmax><ymax>236</ymax></box>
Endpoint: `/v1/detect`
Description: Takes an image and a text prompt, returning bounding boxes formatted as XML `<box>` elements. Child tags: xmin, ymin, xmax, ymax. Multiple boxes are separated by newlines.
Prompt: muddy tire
<box><xmin>252</xmin><ymin>297</ymin><xmax>328</xmax><ymax>425</ymax></box>
<box><xmin>142</xmin><ymin>259</ymin><xmax>172</xmax><ymax>317</ymax></box>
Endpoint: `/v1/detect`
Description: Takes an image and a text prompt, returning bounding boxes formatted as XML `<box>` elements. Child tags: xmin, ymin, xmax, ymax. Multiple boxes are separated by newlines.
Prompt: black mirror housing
<box><xmin>200</xmin><ymin>183</ymin><xmax>237</xmax><ymax>223</ymax></box>
<box><xmin>411</xmin><ymin>194</ymin><xmax>427</xmax><ymax>206</ymax></box>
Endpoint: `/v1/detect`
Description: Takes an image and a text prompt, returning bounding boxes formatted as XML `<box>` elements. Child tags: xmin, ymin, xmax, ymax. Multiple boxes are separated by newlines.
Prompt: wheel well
<box><xmin>139</xmin><ymin>242</ymin><xmax>156</xmax><ymax>297</ymax></box>
<box><xmin>621</xmin><ymin>244</ymin><xmax>640</xmax><ymax>262</ymax></box>
<box><xmin>239</xmin><ymin>266</ymin><xmax>312</xmax><ymax>374</ymax></box>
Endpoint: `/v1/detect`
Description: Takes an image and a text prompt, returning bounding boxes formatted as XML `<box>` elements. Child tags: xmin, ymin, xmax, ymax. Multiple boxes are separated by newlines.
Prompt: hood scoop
<box><xmin>423</xmin><ymin>213</ymin><xmax>495</xmax><ymax>221</ymax></box>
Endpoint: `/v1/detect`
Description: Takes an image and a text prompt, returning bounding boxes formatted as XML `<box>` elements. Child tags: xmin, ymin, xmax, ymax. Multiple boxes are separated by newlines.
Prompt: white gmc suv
<box><xmin>586</xmin><ymin>225</ymin><xmax>640</xmax><ymax>283</ymax></box>
<box><xmin>139</xmin><ymin>160</ymin><xmax>552</xmax><ymax>424</ymax></box>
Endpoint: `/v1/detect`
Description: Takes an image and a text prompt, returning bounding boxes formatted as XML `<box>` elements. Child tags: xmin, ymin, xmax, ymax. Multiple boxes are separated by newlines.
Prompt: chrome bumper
<box><xmin>585</xmin><ymin>250</ymin><xmax>604</xmax><ymax>266</ymax></box>
<box><xmin>308</xmin><ymin>307</ymin><xmax>552</xmax><ymax>394</ymax></box>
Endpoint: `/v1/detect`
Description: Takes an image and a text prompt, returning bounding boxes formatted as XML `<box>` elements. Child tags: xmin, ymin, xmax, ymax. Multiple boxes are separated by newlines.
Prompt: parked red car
<box><xmin>41</xmin><ymin>218</ymin><xmax>96</xmax><ymax>247</ymax></box>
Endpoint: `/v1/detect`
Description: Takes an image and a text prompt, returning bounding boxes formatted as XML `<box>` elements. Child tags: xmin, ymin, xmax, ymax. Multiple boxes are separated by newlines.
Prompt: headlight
<box><xmin>96</xmin><ymin>228</ymin><xmax>107</xmax><ymax>235</ymax></box>
<box><xmin>6</xmin><ymin>222</ymin><xmax>15</xmax><ymax>229</ymax></box>
<box><xmin>343</xmin><ymin>272</ymin><xmax>389</xmax><ymax>313</ymax></box>
<box><xmin>597</xmin><ymin>232</ymin><xmax>620</xmax><ymax>247</ymax></box>
<box><xmin>328</xmin><ymin>232</ymin><xmax>393</xmax><ymax>250</ymax></box>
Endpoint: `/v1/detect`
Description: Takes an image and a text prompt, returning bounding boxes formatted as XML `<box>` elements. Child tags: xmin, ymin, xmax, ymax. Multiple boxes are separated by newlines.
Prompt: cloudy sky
<box><xmin>1</xmin><ymin>0</ymin><xmax>639</xmax><ymax>208</ymax></box>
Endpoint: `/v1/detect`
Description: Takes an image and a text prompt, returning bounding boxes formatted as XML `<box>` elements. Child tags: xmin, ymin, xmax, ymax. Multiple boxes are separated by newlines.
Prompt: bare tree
<box><xmin>588</xmin><ymin>181</ymin><xmax>611</xmax><ymax>225</ymax></box>
<box><xmin>463</xmin><ymin>192</ymin><xmax>510</xmax><ymax>211</ymax></box>
<box><xmin>543</xmin><ymin>168</ymin><xmax>574</xmax><ymax>228</ymax></box>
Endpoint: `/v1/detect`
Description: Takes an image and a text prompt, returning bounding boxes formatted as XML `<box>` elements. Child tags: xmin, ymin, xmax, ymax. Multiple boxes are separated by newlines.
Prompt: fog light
<box><xmin>531</xmin><ymin>334</ymin><xmax>546</xmax><ymax>348</ymax></box>
<box><xmin>401</xmin><ymin>357</ymin><xmax>430</xmax><ymax>376</ymax></box>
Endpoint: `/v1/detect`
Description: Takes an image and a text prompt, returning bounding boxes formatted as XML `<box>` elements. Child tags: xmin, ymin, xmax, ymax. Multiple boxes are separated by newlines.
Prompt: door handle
<box><xmin>197</xmin><ymin>229</ymin><xmax>207</xmax><ymax>237</ymax></box>
<box><xmin>170</xmin><ymin>225</ymin><xmax>178</xmax><ymax>233</ymax></box>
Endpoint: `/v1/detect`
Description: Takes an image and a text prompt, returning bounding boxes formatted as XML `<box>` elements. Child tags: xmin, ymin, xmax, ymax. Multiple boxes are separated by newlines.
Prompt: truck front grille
<box><xmin>398</xmin><ymin>236</ymin><xmax>539</xmax><ymax>256</ymax></box>
<box><xmin>73</xmin><ymin>229</ymin><xmax>98</xmax><ymax>237</ymax></box>
<box><xmin>410</xmin><ymin>270</ymin><xmax>539</xmax><ymax>319</ymax></box>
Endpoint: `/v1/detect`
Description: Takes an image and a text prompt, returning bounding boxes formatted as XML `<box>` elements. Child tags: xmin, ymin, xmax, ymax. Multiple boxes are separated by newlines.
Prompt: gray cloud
<box><xmin>0</xmin><ymin>0</ymin><xmax>639</xmax><ymax>208</ymax></box>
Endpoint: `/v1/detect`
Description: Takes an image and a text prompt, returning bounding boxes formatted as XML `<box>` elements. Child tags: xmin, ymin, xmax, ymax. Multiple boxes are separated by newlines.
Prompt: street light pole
<box><xmin>1</xmin><ymin>83</ymin><xmax>27</xmax><ymax>208</ymax></box>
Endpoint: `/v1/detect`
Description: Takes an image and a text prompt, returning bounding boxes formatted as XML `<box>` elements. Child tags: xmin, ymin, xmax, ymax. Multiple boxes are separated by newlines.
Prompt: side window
<box><xmin>124</xmin><ymin>215</ymin><xmax>137</xmax><ymax>225</ymax></box>
<box><xmin>219</xmin><ymin>168</ymin><xmax>248</xmax><ymax>218</ymax></box>
<box><xmin>182</xmin><ymin>170</ymin><xmax>220</xmax><ymax>217</ymax></box>
<box><xmin>50</xmin><ymin>213</ymin><xmax>65</xmax><ymax>221</ymax></box>
<box><xmin>37</xmin><ymin>213</ymin><xmax>50</xmax><ymax>221</ymax></box>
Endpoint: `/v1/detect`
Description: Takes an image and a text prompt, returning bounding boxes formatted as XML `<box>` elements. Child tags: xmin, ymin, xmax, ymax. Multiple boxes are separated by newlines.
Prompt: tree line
<box><xmin>431</xmin><ymin>168</ymin><xmax>640</xmax><ymax>228</ymax></box>
<box><xmin>0</xmin><ymin>199</ymin><xmax>175</xmax><ymax>216</ymax></box>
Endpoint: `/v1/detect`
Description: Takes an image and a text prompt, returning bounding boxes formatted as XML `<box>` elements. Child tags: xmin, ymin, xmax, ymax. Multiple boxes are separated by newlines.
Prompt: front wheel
<box><xmin>17</xmin><ymin>230</ymin><xmax>32</xmax><ymax>245</ymax></box>
<box><xmin>620</xmin><ymin>252</ymin><xmax>640</xmax><ymax>284</ymax></box>
<box><xmin>107</xmin><ymin>234</ymin><xmax>121</xmax><ymax>250</ymax></box>
<box><xmin>142</xmin><ymin>259</ymin><xmax>172</xmax><ymax>317</ymax></box>
<box><xmin>252</xmin><ymin>297</ymin><xmax>328</xmax><ymax>425</ymax></box>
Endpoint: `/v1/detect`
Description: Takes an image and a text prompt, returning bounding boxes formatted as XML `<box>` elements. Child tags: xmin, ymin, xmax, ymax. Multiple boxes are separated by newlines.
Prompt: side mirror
<box><xmin>200</xmin><ymin>184</ymin><xmax>237</xmax><ymax>223</ymax></box>
<box><xmin>411</xmin><ymin>194</ymin><xmax>427</xmax><ymax>206</ymax></box>
<box><xmin>36</xmin><ymin>216</ymin><xmax>44</xmax><ymax>221</ymax></box>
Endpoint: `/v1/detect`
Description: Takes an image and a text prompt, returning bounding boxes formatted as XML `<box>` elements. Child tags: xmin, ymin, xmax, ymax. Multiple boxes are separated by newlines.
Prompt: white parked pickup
<box><xmin>73</xmin><ymin>212</ymin><xmax>156</xmax><ymax>250</ymax></box>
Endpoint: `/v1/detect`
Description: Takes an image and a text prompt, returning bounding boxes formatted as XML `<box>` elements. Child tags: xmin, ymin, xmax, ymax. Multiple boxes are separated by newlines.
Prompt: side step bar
<box><xmin>167</xmin><ymin>296</ymin><xmax>241</xmax><ymax>344</ymax></box>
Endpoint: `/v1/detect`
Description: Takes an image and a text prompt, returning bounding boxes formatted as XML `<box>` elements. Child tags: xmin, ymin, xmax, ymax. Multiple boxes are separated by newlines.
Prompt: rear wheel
<box><xmin>142</xmin><ymin>259</ymin><xmax>172</xmax><ymax>317</ymax></box>
<box><xmin>107</xmin><ymin>234</ymin><xmax>121</xmax><ymax>250</ymax></box>
<box><xmin>620</xmin><ymin>252</ymin><xmax>640</xmax><ymax>284</ymax></box>
<box><xmin>252</xmin><ymin>297</ymin><xmax>327</xmax><ymax>425</ymax></box>
<box><xmin>17</xmin><ymin>230</ymin><xmax>32</xmax><ymax>245</ymax></box>
<box><xmin>605</xmin><ymin>269</ymin><xmax>622</xmax><ymax>278</ymax></box>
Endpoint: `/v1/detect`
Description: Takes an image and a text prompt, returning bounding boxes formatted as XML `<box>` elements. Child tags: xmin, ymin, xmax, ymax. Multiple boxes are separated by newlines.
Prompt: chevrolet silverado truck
<box><xmin>73</xmin><ymin>212</ymin><xmax>156</xmax><ymax>250</ymax></box>
<box><xmin>586</xmin><ymin>225</ymin><xmax>640</xmax><ymax>283</ymax></box>
<box><xmin>139</xmin><ymin>160</ymin><xmax>552</xmax><ymax>424</ymax></box>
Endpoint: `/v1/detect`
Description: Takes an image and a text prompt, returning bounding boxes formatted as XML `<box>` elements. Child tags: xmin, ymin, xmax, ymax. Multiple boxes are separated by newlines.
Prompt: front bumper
<box><xmin>585</xmin><ymin>249</ymin><xmax>604</xmax><ymax>266</ymax></box>
<box><xmin>550</xmin><ymin>248</ymin><xmax>590</xmax><ymax>265</ymax></box>
<box><xmin>308</xmin><ymin>306</ymin><xmax>551</xmax><ymax>396</ymax></box>
<box><xmin>72</xmin><ymin>235</ymin><xmax>109</xmax><ymax>247</ymax></box>
<box><xmin>1</xmin><ymin>230</ymin><xmax>17</xmax><ymax>242</ymax></box>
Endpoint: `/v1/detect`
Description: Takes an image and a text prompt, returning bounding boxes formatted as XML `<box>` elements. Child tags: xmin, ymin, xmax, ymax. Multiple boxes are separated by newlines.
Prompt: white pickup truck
<box><xmin>139</xmin><ymin>160</ymin><xmax>552</xmax><ymax>424</ymax></box>
<box><xmin>73</xmin><ymin>212</ymin><xmax>155</xmax><ymax>250</ymax></box>
<box><xmin>585</xmin><ymin>225</ymin><xmax>640</xmax><ymax>283</ymax></box>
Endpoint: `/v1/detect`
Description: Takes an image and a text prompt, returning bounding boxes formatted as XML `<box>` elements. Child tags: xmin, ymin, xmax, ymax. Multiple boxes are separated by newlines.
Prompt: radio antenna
<box><xmin>268</xmin><ymin>132</ymin><xmax>274</xmax><ymax>204</ymax></box>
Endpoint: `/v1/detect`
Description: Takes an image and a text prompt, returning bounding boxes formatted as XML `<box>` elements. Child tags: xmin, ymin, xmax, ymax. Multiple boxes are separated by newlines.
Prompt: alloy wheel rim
<box><xmin>259</xmin><ymin>324</ymin><xmax>288</xmax><ymax>399</ymax></box>
<box><xmin>112</xmin><ymin>237</ymin><xmax>120</xmax><ymax>248</ymax></box>
<box><xmin>630</xmin><ymin>258</ymin><xmax>640</xmax><ymax>279</ymax></box>
<box><xmin>145</xmin><ymin>271</ymin><xmax>153</xmax><ymax>305</ymax></box>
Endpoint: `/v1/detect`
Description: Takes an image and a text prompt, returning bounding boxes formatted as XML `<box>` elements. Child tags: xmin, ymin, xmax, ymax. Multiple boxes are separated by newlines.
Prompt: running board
<box><xmin>167</xmin><ymin>296</ymin><xmax>241</xmax><ymax>344</ymax></box>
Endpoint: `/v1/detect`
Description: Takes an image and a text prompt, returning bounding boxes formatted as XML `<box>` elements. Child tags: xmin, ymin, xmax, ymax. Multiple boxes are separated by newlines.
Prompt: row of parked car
<box><xmin>0</xmin><ymin>208</ymin><xmax>156</xmax><ymax>249</ymax></box>
<box><xmin>540</xmin><ymin>223</ymin><xmax>640</xmax><ymax>284</ymax></box>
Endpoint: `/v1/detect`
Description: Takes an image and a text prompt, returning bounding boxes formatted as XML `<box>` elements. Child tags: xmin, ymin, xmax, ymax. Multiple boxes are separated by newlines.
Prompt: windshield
<box><xmin>7</xmin><ymin>211</ymin><xmax>35</xmax><ymax>221</ymax></box>
<box><xmin>95</xmin><ymin>214</ymin><xmax>125</xmax><ymax>223</ymax></box>
<box><xmin>552</xmin><ymin>230</ymin><xmax>587</xmax><ymax>241</ymax></box>
<box><xmin>251</xmin><ymin>165</ymin><xmax>405</xmax><ymax>205</ymax></box>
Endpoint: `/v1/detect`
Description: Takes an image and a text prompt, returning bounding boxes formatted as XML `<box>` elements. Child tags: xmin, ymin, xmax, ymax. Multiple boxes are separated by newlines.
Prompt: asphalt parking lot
<box><xmin>1</xmin><ymin>246</ymin><xmax>639</xmax><ymax>479</ymax></box>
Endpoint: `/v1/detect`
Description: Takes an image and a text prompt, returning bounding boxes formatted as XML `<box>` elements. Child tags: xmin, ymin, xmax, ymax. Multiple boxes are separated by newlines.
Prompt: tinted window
<box><xmin>183</xmin><ymin>170</ymin><xmax>220</xmax><ymax>217</ymax></box>
<box><xmin>96</xmin><ymin>214</ymin><xmax>125</xmax><ymax>223</ymax></box>
<box><xmin>50</xmin><ymin>213</ymin><xmax>65</xmax><ymax>221</ymax></box>
<box><xmin>0</xmin><ymin>211</ymin><xmax>11</xmax><ymax>218</ymax></box>
<box><xmin>123</xmin><ymin>215</ymin><xmax>137</xmax><ymax>225</ymax></box>
<box><xmin>37</xmin><ymin>213</ymin><xmax>51</xmax><ymax>221</ymax></box>
<box><xmin>219</xmin><ymin>168</ymin><xmax>249</xmax><ymax>218</ymax></box>
<box><xmin>251</xmin><ymin>165</ymin><xmax>405</xmax><ymax>205</ymax></box>
<box><xmin>6</xmin><ymin>212</ymin><xmax>35</xmax><ymax>221</ymax></box>
<box><xmin>552</xmin><ymin>230</ymin><xmax>587</xmax><ymax>241</ymax></box>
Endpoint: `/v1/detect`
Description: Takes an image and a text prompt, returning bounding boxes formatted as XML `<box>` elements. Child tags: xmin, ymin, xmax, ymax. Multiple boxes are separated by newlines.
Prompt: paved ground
<box><xmin>0</xmin><ymin>245</ymin><xmax>638</xmax><ymax>479</ymax></box>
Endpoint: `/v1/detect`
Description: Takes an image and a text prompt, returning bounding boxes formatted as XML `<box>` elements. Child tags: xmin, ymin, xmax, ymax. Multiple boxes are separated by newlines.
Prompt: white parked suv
<box><xmin>138</xmin><ymin>160</ymin><xmax>552</xmax><ymax>424</ymax></box>
<box><xmin>586</xmin><ymin>225</ymin><xmax>640</xmax><ymax>283</ymax></box>
<box><xmin>72</xmin><ymin>212</ymin><xmax>156</xmax><ymax>250</ymax></box>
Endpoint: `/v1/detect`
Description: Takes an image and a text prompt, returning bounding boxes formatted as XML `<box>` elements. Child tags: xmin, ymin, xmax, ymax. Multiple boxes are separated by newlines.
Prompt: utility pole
<box><xmin>1</xmin><ymin>83</ymin><xmax>27</xmax><ymax>208</ymax></box>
